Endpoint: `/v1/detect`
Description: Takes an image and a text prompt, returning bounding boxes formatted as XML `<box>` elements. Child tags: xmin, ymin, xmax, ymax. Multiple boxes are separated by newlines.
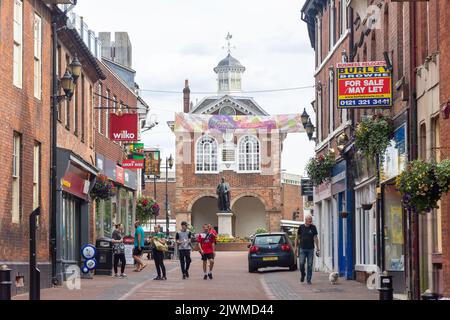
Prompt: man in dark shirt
<box><xmin>295</xmin><ymin>215</ymin><xmax>320</xmax><ymax>285</ymax></box>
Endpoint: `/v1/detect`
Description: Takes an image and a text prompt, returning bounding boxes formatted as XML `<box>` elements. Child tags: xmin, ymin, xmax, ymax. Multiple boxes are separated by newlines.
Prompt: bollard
<box><xmin>0</xmin><ymin>265</ymin><xmax>12</xmax><ymax>300</ymax></box>
<box><xmin>378</xmin><ymin>273</ymin><xmax>394</xmax><ymax>300</ymax></box>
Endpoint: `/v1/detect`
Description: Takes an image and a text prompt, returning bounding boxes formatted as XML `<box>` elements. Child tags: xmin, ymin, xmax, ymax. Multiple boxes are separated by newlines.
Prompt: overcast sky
<box><xmin>74</xmin><ymin>0</ymin><xmax>316</xmax><ymax>176</ymax></box>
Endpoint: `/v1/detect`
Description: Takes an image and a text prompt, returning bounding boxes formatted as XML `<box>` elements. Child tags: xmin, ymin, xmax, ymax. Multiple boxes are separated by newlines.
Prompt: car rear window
<box><xmin>254</xmin><ymin>235</ymin><xmax>286</xmax><ymax>245</ymax></box>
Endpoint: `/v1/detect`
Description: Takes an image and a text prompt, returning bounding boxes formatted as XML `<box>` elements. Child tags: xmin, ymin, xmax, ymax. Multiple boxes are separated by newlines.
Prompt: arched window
<box><xmin>238</xmin><ymin>136</ymin><xmax>260</xmax><ymax>172</ymax></box>
<box><xmin>196</xmin><ymin>136</ymin><xmax>218</xmax><ymax>172</ymax></box>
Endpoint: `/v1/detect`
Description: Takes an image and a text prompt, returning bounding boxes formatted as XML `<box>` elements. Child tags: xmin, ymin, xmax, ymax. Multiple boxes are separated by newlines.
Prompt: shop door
<box><xmin>62</xmin><ymin>194</ymin><xmax>81</xmax><ymax>263</ymax></box>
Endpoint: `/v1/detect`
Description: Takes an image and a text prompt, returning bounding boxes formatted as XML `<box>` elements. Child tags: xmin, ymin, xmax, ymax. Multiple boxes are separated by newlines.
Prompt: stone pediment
<box><xmin>191</xmin><ymin>95</ymin><xmax>269</xmax><ymax>116</ymax></box>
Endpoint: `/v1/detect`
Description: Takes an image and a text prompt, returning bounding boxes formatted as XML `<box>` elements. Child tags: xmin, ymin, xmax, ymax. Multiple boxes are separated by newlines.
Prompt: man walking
<box><xmin>198</xmin><ymin>224</ymin><xmax>216</xmax><ymax>280</ymax></box>
<box><xmin>295</xmin><ymin>215</ymin><xmax>320</xmax><ymax>285</ymax></box>
<box><xmin>176</xmin><ymin>221</ymin><xmax>193</xmax><ymax>280</ymax></box>
<box><xmin>133</xmin><ymin>220</ymin><xmax>147</xmax><ymax>272</ymax></box>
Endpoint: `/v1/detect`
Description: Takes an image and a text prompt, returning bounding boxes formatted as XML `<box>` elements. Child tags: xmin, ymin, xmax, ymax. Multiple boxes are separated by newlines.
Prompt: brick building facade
<box><xmin>0</xmin><ymin>0</ymin><xmax>53</xmax><ymax>295</ymax></box>
<box><xmin>302</xmin><ymin>0</ymin><xmax>449</xmax><ymax>299</ymax></box>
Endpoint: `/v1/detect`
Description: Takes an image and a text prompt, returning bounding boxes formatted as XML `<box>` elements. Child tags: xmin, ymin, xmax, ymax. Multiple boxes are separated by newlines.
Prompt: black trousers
<box><xmin>179</xmin><ymin>250</ymin><xmax>191</xmax><ymax>275</ymax></box>
<box><xmin>152</xmin><ymin>249</ymin><xmax>166</xmax><ymax>277</ymax></box>
<box><xmin>113</xmin><ymin>253</ymin><xmax>126</xmax><ymax>274</ymax></box>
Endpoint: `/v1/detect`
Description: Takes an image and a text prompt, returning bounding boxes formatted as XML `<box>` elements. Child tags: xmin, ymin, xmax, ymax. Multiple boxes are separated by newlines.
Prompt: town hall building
<box><xmin>171</xmin><ymin>45</ymin><xmax>291</xmax><ymax>238</ymax></box>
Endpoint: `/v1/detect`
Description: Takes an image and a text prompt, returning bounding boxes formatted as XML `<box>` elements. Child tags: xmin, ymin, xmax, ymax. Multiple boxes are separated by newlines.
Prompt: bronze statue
<box><xmin>217</xmin><ymin>177</ymin><xmax>231</xmax><ymax>212</ymax></box>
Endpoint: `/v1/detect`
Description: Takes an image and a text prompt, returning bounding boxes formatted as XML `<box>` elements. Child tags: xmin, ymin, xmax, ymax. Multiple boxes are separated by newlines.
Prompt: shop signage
<box><xmin>144</xmin><ymin>149</ymin><xmax>161</xmax><ymax>177</ymax></box>
<box><xmin>380</xmin><ymin>124</ymin><xmax>407</xmax><ymax>183</ymax></box>
<box><xmin>128</xmin><ymin>143</ymin><xmax>145</xmax><ymax>160</ymax></box>
<box><xmin>122</xmin><ymin>159</ymin><xmax>144</xmax><ymax>170</ymax></box>
<box><xmin>61</xmin><ymin>163</ymin><xmax>91</xmax><ymax>201</ymax></box>
<box><xmin>337</xmin><ymin>61</ymin><xmax>392</xmax><ymax>109</ymax></box>
<box><xmin>116</xmin><ymin>166</ymin><xmax>125</xmax><ymax>185</ymax></box>
<box><xmin>109</xmin><ymin>113</ymin><xmax>138</xmax><ymax>142</ymax></box>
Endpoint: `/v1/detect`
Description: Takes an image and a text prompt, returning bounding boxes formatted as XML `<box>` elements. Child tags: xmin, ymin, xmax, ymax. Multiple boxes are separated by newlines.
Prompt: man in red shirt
<box><xmin>198</xmin><ymin>224</ymin><xmax>216</xmax><ymax>280</ymax></box>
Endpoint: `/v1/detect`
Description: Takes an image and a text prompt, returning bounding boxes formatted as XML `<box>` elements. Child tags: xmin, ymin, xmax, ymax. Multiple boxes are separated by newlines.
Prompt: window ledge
<box><xmin>314</xmin><ymin>30</ymin><xmax>349</xmax><ymax>76</ymax></box>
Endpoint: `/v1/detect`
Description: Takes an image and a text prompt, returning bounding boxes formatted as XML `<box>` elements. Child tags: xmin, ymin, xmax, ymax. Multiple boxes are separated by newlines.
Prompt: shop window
<box><xmin>383</xmin><ymin>184</ymin><xmax>404</xmax><ymax>272</ymax></box>
<box><xmin>62</xmin><ymin>194</ymin><xmax>80</xmax><ymax>262</ymax></box>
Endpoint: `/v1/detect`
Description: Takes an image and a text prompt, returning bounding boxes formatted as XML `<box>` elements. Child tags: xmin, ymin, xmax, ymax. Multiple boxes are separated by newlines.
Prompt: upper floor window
<box><xmin>315</xmin><ymin>16</ymin><xmax>322</xmax><ymax>66</ymax></box>
<box><xmin>196</xmin><ymin>136</ymin><xmax>218</xmax><ymax>172</ymax></box>
<box><xmin>34</xmin><ymin>14</ymin><xmax>42</xmax><ymax>99</ymax></box>
<box><xmin>238</xmin><ymin>136</ymin><xmax>260</xmax><ymax>172</ymax></box>
<box><xmin>97</xmin><ymin>84</ymin><xmax>102</xmax><ymax>134</ymax></box>
<box><xmin>13</xmin><ymin>0</ymin><xmax>23</xmax><ymax>88</ymax></box>
<box><xmin>328</xmin><ymin>0</ymin><xmax>336</xmax><ymax>51</ymax></box>
<box><xmin>339</xmin><ymin>0</ymin><xmax>347</xmax><ymax>37</ymax></box>
<box><xmin>105</xmin><ymin>90</ymin><xmax>110</xmax><ymax>136</ymax></box>
<box><xmin>329</xmin><ymin>68</ymin><xmax>335</xmax><ymax>134</ymax></box>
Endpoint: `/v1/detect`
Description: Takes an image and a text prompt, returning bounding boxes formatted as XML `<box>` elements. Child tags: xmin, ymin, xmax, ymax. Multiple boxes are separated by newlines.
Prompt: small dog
<box><xmin>329</xmin><ymin>272</ymin><xmax>339</xmax><ymax>285</ymax></box>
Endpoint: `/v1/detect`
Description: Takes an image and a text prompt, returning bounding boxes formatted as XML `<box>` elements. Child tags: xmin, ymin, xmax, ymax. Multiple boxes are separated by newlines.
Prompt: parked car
<box><xmin>248</xmin><ymin>232</ymin><xmax>297</xmax><ymax>273</ymax></box>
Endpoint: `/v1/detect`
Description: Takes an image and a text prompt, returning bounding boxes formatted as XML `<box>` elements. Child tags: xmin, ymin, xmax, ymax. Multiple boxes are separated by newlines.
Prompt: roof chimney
<box><xmin>183</xmin><ymin>79</ymin><xmax>191</xmax><ymax>113</ymax></box>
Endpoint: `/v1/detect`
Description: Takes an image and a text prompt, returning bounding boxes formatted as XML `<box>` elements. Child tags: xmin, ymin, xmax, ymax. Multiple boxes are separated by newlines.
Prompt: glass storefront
<box><xmin>61</xmin><ymin>193</ymin><xmax>81</xmax><ymax>262</ymax></box>
<box><xmin>383</xmin><ymin>184</ymin><xmax>405</xmax><ymax>272</ymax></box>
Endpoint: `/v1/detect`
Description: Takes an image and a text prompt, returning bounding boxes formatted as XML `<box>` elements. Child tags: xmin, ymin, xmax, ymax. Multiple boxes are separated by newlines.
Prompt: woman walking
<box><xmin>112</xmin><ymin>223</ymin><xmax>127</xmax><ymax>278</ymax></box>
<box><xmin>151</xmin><ymin>225</ymin><xmax>167</xmax><ymax>280</ymax></box>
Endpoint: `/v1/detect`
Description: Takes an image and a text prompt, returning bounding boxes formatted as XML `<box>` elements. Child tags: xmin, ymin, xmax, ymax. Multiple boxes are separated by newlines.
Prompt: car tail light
<box><xmin>249</xmin><ymin>246</ymin><xmax>260</xmax><ymax>253</ymax></box>
<box><xmin>281</xmin><ymin>244</ymin><xmax>291</xmax><ymax>252</ymax></box>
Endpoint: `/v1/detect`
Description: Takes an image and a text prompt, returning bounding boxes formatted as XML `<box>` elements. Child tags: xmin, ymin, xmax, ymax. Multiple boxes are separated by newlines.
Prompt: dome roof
<box><xmin>214</xmin><ymin>54</ymin><xmax>246</xmax><ymax>73</ymax></box>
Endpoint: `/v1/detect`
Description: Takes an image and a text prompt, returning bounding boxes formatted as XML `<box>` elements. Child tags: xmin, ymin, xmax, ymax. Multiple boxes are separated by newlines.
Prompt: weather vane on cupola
<box><xmin>222</xmin><ymin>32</ymin><xmax>236</xmax><ymax>54</ymax></box>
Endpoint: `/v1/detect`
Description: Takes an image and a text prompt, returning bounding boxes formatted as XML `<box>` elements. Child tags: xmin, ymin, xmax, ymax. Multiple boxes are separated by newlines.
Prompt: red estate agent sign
<box><xmin>110</xmin><ymin>113</ymin><xmax>139</xmax><ymax>142</ymax></box>
<box><xmin>337</xmin><ymin>61</ymin><xmax>392</xmax><ymax>109</ymax></box>
<box><xmin>122</xmin><ymin>159</ymin><xmax>144</xmax><ymax>170</ymax></box>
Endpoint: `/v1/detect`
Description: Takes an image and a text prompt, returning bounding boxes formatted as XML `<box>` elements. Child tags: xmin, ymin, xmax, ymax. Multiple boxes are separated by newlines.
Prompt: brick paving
<box><xmin>13</xmin><ymin>252</ymin><xmax>378</xmax><ymax>300</ymax></box>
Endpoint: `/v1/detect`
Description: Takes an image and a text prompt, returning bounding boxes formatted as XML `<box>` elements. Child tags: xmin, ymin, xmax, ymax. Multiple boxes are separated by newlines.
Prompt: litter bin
<box><xmin>378</xmin><ymin>274</ymin><xmax>394</xmax><ymax>300</ymax></box>
<box><xmin>95</xmin><ymin>237</ymin><xmax>113</xmax><ymax>276</ymax></box>
<box><xmin>0</xmin><ymin>265</ymin><xmax>12</xmax><ymax>301</ymax></box>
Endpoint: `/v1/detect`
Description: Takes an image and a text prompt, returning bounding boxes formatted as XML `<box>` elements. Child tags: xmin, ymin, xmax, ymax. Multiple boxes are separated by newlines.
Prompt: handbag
<box><xmin>154</xmin><ymin>238</ymin><xmax>168</xmax><ymax>252</ymax></box>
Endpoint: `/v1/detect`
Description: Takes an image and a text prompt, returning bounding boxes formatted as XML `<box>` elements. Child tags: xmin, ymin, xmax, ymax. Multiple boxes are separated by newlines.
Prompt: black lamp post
<box><xmin>305</xmin><ymin>118</ymin><xmax>315</xmax><ymax>141</ymax></box>
<box><xmin>165</xmin><ymin>155</ymin><xmax>174</xmax><ymax>237</ymax></box>
<box><xmin>50</xmin><ymin>16</ymin><xmax>82</xmax><ymax>286</ymax></box>
<box><xmin>301</xmin><ymin>108</ymin><xmax>310</xmax><ymax>129</ymax></box>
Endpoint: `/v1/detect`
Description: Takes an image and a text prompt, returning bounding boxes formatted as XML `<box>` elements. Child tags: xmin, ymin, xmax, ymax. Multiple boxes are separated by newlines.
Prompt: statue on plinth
<box><xmin>217</xmin><ymin>177</ymin><xmax>231</xmax><ymax>212</ymax></box>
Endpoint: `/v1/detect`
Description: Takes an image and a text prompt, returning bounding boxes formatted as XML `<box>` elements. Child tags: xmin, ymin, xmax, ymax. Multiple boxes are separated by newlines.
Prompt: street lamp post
<box><xmin>164</xmin><ymin>155</ymin><xmax>174</xmax><ymax>238</ymax></box>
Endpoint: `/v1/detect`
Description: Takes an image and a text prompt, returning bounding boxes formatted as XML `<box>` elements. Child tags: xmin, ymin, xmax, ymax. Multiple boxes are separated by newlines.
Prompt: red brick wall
<box><xmin>281</xmin><ymin>183</ymin><xmax>304</xmax><ymax>221</ymax></box>
<box><xmin>437</xmin><ymin>0</ymin><xmax>450</xmax><ymax>297</ymax></box>
<box><xmin>143</xmin><ymin>180</ymin><xmax>176</xmax><ymax>219</ymax></box>
<box><xmin>0</xmin><ymin>0</ymin><xmax>52</xmax><ymax>263</ymax></box>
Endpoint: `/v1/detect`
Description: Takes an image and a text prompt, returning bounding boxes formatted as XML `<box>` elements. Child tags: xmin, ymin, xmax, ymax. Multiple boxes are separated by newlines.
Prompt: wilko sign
<box><xmin>110</xmin><ymin>114</ymin><xmax>138</xmax><ymax>142</ymax></box>
<box><xmin>337</xmin><ymin>61</ymin><xmax>392</xmax><ymax>109</ymax></box>
<box><xmin>122</xmin><ymin>159</ymin><xmax>144</xmax><ymax>170</ymax></box>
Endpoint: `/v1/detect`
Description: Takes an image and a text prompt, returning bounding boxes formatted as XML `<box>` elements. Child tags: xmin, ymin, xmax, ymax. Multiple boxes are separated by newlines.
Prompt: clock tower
<box><xmin>214</xmin><ymin>33</ymin><xmax>246</xmax><ymax>95</ymax></box>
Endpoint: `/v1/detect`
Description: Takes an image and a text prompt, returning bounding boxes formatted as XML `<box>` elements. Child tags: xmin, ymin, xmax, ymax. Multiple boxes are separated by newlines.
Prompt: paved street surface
<box><xmin>14</xmin><ymin>252</ymin><xmax>377</xmax><ymax>300</ymax></box>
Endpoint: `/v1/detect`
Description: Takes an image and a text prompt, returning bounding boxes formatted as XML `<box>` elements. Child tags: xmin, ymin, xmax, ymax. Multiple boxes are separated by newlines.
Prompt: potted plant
<box><xmin>396</xmin><ymin>159</ymin><xmax>450</xmax><ymax>213</ymax></box>
<box><xmin>136</xmin><ymin>196</ymin><xmax>160</xmax><ymax>225</ymax></box>
<box><xmin>354</xmin><ymin>115</ymin><xmax>394</xmax><ymax>160</ymax></box>
<box><xmin>305</xmin><ymin>151</ymin><xmax>336</xmax><ymax>186</ymax></box>
<box><xmin>90</xmin><ymin>174</ymin><xmax>116</xmax><ymax>200</ymax></box>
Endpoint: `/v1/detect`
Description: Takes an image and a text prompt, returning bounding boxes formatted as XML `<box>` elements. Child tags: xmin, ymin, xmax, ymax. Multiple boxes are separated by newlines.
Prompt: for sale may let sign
<box><xmin>337</xmin><ymin>61</ymin><xmax>392</xmax><ymax>109</ymax></box>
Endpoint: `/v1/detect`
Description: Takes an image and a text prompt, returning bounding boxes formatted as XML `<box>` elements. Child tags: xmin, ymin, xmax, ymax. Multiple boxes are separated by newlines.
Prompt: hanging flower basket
<box><xmin>396</xmin><ymin>159</ymin><xmax>450</xmax><ymax>213</ymax></box>
<box><xmin>90</xmin><ymin>174</ymin><xmax>116</xmax><ymax>200</ymax></box>
<box><xmin>305</xmin><ymin>151</ymin><xmax>336</xmax><ymax>186</ymax></box>
<box><xmin>354</xmin><ymin>115</ymin><xmax>394</xmax><ymax>159</ymax></box>
<box><xmin>136</xmin><ymin>196</ymin><xmax>160</xmax><ymax>225</ymax></box>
